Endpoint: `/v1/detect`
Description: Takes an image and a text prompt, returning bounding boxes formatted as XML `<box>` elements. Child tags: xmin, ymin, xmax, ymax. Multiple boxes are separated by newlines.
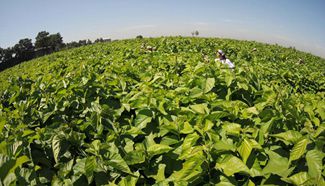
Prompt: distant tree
<box><xmin>78</xmin><ymin>40</ymin><xmax>87</xmax><ymax>46</ymax></box>
<box><xmin>136</xmin><ymin>35</ymin><xmax>143</xmax><ymax>39</ymax></box>
<box><xmin>195</xmin><ymin>30</ymin><xmax>199</xmax><ymax>37</ymax></box>
<box><xmin>94</xmin><ymin>38</ymin><xmax>104</xmax><ymax>43</ymax></box>
<box><xmin>35</xmin><ymin>31</ymin><xmax>50</xmax><ymax>49</ymax></box>
<box><xmin>0</xmin><ymin>47</ymin><xmax>16</xmax><ymax>71</ymax></box>
<box><xmin>13</xmin><ymin>38</ymin><xmax>35</xmax><ymax>62</ymax></box>
<box><xmin>0</xmin><ymin>47</ymin><xmax>3</xmax><ymax>63</ymax></box>
<box><xmin>48</xmin><ymin>33</ymin><xmax>63</xmax><ymax>51</ymax></box>
<box><xmin>191</xmin><ymin>30</ymin><xmax>199</xmax><ymax>37</ymax></box>
<box><xmin>86</xmin><ymin>39</ymin><xmax>92</xmax><ymax>45</ymax></box>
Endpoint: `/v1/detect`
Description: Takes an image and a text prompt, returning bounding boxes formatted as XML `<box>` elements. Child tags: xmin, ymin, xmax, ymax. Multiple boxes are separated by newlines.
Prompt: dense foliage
<box><xmin>0</xmin><ymin>37</ymin><xmax>324</xmax><ymax>185</ymax></box>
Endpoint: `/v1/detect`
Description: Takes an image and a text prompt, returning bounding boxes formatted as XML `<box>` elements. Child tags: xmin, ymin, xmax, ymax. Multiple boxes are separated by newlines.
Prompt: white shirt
<box><xmin>215</xmin><ymin>58</ymin><xmax>235</xmax><ymax>69</ymax></box>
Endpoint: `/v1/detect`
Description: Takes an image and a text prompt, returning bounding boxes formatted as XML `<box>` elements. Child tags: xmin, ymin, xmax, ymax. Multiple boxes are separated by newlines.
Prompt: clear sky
<box><xmin>1</xmin><ymin>0</ymin><xmax>325</xmax><ymax>57</ymax></box>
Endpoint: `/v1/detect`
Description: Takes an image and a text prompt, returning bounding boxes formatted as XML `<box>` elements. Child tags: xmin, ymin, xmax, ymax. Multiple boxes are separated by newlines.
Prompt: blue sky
<box><xmin>1</xmin><ymin>0</ymin><xmax>325</xmax><ymax>57</ymax></box>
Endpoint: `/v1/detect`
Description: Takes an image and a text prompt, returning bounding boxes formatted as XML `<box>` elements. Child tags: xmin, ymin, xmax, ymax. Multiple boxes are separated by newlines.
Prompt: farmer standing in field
<box><xmin>215</xmin><ymin>49</ymin><xmax>235</xmax><ymax>69</ymax></box>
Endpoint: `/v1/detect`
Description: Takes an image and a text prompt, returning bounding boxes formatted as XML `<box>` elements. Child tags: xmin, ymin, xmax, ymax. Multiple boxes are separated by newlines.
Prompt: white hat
<box><xmin>217</xmin><ymin>49</ymin><xmax>225</xmax><ymax>55</ymax></box>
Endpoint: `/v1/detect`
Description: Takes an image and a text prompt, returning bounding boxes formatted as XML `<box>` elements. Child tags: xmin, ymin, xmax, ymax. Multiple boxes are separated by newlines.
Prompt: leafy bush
<box><xmin>0</xmin><ymin>37</ymin><xmax>324</xmax><ymax>185</ymax></box>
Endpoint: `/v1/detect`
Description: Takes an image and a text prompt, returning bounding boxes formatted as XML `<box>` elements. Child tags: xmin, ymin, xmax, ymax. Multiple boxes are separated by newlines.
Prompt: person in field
<box><xmin>215</xmin><ymin>49</ymin><xmax>235</xmax><ymax>69</ymax></box>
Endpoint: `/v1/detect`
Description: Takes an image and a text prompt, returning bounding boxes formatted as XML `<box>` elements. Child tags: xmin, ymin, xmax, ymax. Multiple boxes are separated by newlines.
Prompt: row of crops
<box><xmin>0</xmin><ymin>37</ymin><xmax>324</xmax><ymax>185</ymax></box>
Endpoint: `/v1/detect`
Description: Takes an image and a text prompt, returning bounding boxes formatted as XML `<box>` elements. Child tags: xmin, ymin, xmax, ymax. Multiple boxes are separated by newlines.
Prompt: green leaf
<box><xmin>124</xmin><ymin>150</ymin><xmax>146</xmax><ymax>165</ymax></box>
<box><xmin>204</xmin><ymin>78</ymin><xmax>215</xmax><ymax>93</ymax></box>
<box><xmin>85</xmin><ymin>156</ymin><xmax>97</xmax><ymax>184</ymax></box>
<box><xmin>215</xmin><ymin>154</ymin><xmax>250</xmax><ymax>176</ymax></box>
<box><xmin>182</xmin><ymin>132</ymin><xmax>200</xmax><ymax>151</ymax></box>
<box><xmin>306</xmin><ymin>149</ymin><xmax>324</xmax><ymax>181</ymax></box>
<box><xmin>213</xmin><ymin>140</ymin><xmax>235</xmax><ymax>152</ymax></box>
<box><xmin>180</xmin><ymin>122</ymin><xmax>194</xmax><ymax>134</ymax></box>
<box><xmin>263</xmin><ymin>150</ymin><xmax>292</xmax><ymax>177</ymax></box>
<box><xmin>206</xmin><ymin>111</ymin><xmax>230</xmax><ymax>120</ymax></box>
<box><xmin>158</xmin><ymin>101</ymin><xmax>168</xmax><ymax>115</ymax></box>
<box><xmin>9</xmin><ymin>155</ymin><xmax>29</xmax><ymax>173</ymax></box>
<box><xmin>151</xmin><ymin>164</ymin><xmax>166</xmax><ymax>182</ymax></box>
<box><xmin>0</xmin><ymin>120</ymin><xmax>5</xmax><ymax>134</ymax></box>
<box><xmin>237</xmin><ymin>138</ymin><xmax>261</xmax><ymax>164</ymax></box>
<box><xmin>52</xmin><ymin>134</ymin><xmax>65</xmax><ymax>164</ymax></box>
<box><xmin>225</xmin><ymin>74</ymin><xmax>234</xmax><ymax>87</ymax></box>
<box><xmin>108</xmin><ymin>153</ymin><xmax>132</xmax><ymax>175</ymax></box>
<box><xmin>241</xmin><ymin>107</ymin><xmax>259</xmax><ymax>119</ymax></box>
<box><xmin>118</xmin><ymin>172</ymin><xmax>139</xmax><ymax>186</ymax></box>
<box><xmin>107</xmin><ymin>143</ymin><xmax>132</xmax><ymax>175</ymax></box>
<box><xmin>58</xmin><ymin>158</ymin><xmax>74</xmax><ymax>178</ymax></box>
<box><xmin>147</xmin><ymin>144</ymin><xmax>172</xmax><ymax>157</ymax></box>
<box><xmin>281</xmin><ymin>172</ymin><xmax>309</xmax><ymax>185</ymax></box>
<box><xmin>270</xmin><ymin>130</ymin><xmax>303</xmax><ymax>144</ymax></box>
<box><xmin>189</xmin><ymin>103</ymin><xmax>209</xmax><ymax>114</ymax></box>
<box><xmin>222</xmin><ymin>122</ymin><xmax>241</xmax><ymax>135</ymax></box>
<box><xmin>134</xmin><ymin>109</ymin><xmax>153</xmax><ymax>129</ymax></box>
<box><xmin>289</xmin><ymin>138</ymin><xmax>309</xmax><ymax>162</ymax></box>
<box><xmin>169</xmin><ymin>157</ymin><xmax>204</xmax><ymax>182</ymax></box>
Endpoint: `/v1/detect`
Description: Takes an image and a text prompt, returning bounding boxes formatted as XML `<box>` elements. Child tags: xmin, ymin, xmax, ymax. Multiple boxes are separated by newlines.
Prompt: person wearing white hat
<box><xmin>215</xmin><ymin>49</ymin><xmax>235</xmax><ymax>69</ymax></box>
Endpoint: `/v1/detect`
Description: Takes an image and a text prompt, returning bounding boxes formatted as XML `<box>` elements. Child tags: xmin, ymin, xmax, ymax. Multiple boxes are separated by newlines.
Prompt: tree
<box><xmin>35</xmin><ymin>31</ymin><xmax>50</xmax><ymax>49</ymax></box>
<box><xmin>86</xmin><ymin>39</ymin><xmax>92</xmax><ymax>45</ymax></box>
<box><xmin>136</xmin><ymin>35</ymin><xmax>143</xmax><ymax>39</ymax></box>
<box><xmin>0</xmin><ymin>47</ymin><xmax>4</xmax><ymax>63</ymax></box>
<box><xmin>13</xmin><ymin>38</ymin><xmax>35</xmax><ymax>62</ymax></box>
<box><xmin>195</xmin><ymin>30</ymin><xmax>199</xmax><ymax>37</ymax></box>
<box><xmin>48</xmin><ymin>33</ymin><xmax>63</xmax><ymax>51</ymax></box>
<box><xmin>78</xmin><ymin>40</ymin><xmax>87</xmax><ymax>46</ymax></box>
<box><xmin>191</xmin><ymin>30</ymin><xmax>199</xmax><ymax>37</ymax></box>
<box><xmin>94</xmin><ymin>38</ymin><xmax>104</xmax><ymax>43</ymax></box>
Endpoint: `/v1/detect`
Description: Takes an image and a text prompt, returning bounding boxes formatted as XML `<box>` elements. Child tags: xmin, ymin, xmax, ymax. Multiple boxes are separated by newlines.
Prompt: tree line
<box><xmin>0</xmin><ymin>31</ymin><xmax>111</xmax><ymax>71</ymax></box>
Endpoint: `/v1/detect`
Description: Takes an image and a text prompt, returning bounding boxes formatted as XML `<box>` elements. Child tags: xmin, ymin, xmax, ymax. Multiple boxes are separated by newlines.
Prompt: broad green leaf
<box><xmin>158</xmin><ymin>101</ymin><xmax>168</xmax><ymax>115</ymax></box>
<box><xmin>9</xmin><ymin>155</ymin><xmax>29</xmax><ymax>174</ymax></box>
<box><xmin>289</xmin><ymin>138</ymin><xmax>309</xmax><ymax>162</ymax></box>
<box><xmin>207</xmin><ymin>111</ymin><xmax>230</xmax><ymax>120</ymax></box>
<box><xmin>222</xmin><ymin>122</ymin><xmax>241</xmax><ymax>135</ymax></box>
<box><xmin>124</xmin><ymin>150</ymin><xmax>146</xmax><ymax>165</ymax></box>
<box><xmin>108</xmin><ymin>153</ymin><xmax>132</xmax><ymax>175</ymax></box>
<box><xmin>124</xmin><ymin>126</ymin><xmax>145</xmax><ymax>136</ymax></box>
<box><xmin>52</xmin><ymin>134</ymin><xmax>65</xmax><ymax>164</ymax></box>
<box><xmin>204</xmin><ymin>77</ymin><xmax>215</xmax><ymax>93</ymax></box>
<box><xmin>85</xmin><ymin>156</ymin><xmax>97</xmax><ymax>184</ymax></box>
<box><xmin>189</xmin><ymin>103</ymin><xmax>209</xmax><ymax>114</ymax></box>
<box><xmin>108</xmin><ymin>144</ymin><xmax>132</xmax><ymax>175</ymax></box>
<box><xmin>225</xmin><ymin>74</ymin><xmax>234</xmax><ymax>87</ymax></box>
<box><xmin>58</xmin><ymin>158</ymin><xmax>74</xmax><ymax>178</ymax></box>
<box><xmin>237</xmin><ymin>138</ymin><xmax>261</xmax><ymax>164</ymax></box>
<box><xmin>151</xmin><ymin>164</ymin><xmax>166</xmax><ymax>182</ymax></box>
<box><xmin>73</xmin><ymin>158</ymin><xmax>86</xmax><ymax>176</ymax></box>
<box><xmin>241</xmin><ymin>107</ymin><xmax>259</xmax><ymax>119</ymax></box>
<box><xmin>306</xmin><ymin>149</ymin><xmax>324</xmax><ymax>181</ymax></box>
<box><xmin>118</xmin><ymin>172</ymin><xmax>139</xmax><ymax>186</ymax></box>
<box><xmin>169</xmin><ymin>157</ymin><xmax>204</xmax><ymax>182</ymax></box>
<box><xmin>313</xmin><ymin>124</ymin><xmax>325</xmax><ymax>138</ymax></box>
<box><xmin>134</xmin><ymin>109</ymin><xmax>153</xmax><ymax>129</ymax></box>
<box><xmin>213</xmin><ymin>140</ymin><xmax>235</xmax><ymax>152</ymax></box>
<box><xmin>281</xmin><ymin>172</ymin><xmax>309</xmax><ymax>185</ymax></box>
<box><xmin>147</xmin><ymin>144</ymin><xmax>172</xmax><ymax>157</ymax></box>
<box><xmin>180</xmin><ymin>122</ymin><xmax>194</xmax><ymax>134</ymax></box>
<box><xmin>215</xmin><ymin>155</ymin><xmax>250</xmax><ymax>176</ymax></box>
<box><xmin>263</xmin><ymin>150</ymin><xmax>292</xmax><ymax>177</ymax></box>
<box><xmin>270</xmin><ymin>130</ymin><xmax>303</xmax><ymax>144</ymax></box>
<box><xmin>182</xmin><ymin>132</ymin><xmax>200</xmax><ymax>151</ymax></box>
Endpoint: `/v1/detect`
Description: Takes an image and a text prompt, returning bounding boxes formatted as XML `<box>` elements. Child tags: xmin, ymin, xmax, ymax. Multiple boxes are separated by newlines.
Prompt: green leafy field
<box><xmin>0</xmin><ymin>37</ymin><xmax>324</xmax><ymax>185</ymax></box>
